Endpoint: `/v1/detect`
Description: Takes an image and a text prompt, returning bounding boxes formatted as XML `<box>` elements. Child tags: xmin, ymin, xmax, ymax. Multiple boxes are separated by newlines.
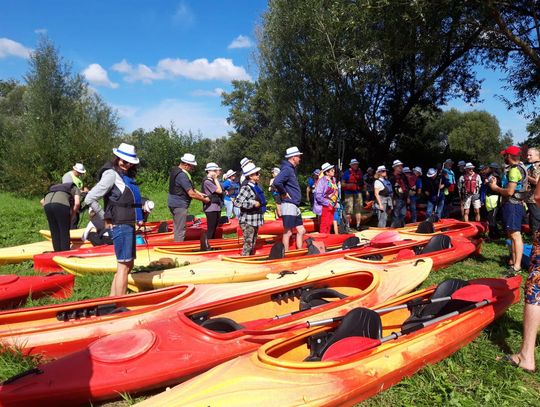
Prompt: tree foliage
<box><xmin>0</xmin><ymin>38</ymin><xmax>119</xmax><ymax>194</ymax></box>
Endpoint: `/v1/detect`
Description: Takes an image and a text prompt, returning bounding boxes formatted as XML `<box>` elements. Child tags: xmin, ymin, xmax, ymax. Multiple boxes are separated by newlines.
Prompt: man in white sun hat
<box><xmin>341</xmin><ymin>158</ymin><xmax>364</xmax><ymax>229</ymax></box>
<box><xmin>390</xmin><ymin>159</ymin><xmax>409</xmax><ymax>227</ymax></box>
<box><xmin>273</xmin><ymin>146</ymin><xmax>305</xmax><ymax>250</ymax></box>
<box><xmin>410</xmin><ymin>166</ymin><xmax>423</xmax><ymax>222</ymax></box>
<box><xmin>458</xmin><ymin>162</ymin><xmax>482</xmax><ymax>222</ymax></box>
<box><xmin>85</xmin><ymin>142</ymin><xmax>143</xmax><ymax>296</ymax></box>
<box><xmin>168</xmin><ymin>153</ymin><xmax>210</xmax><ymax>242</ymax></box>
<box><xmin>62</xmin><ymin>162</ymin><xmax>88</xmax><ymax>228</ymax></box>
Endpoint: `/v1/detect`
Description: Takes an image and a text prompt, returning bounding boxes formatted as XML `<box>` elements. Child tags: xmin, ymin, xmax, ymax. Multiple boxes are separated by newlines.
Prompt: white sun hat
<box><xmin>413</xmin><ymin>166</ymin><xmax>422</xmax><ymax>175</ymax></box>
<box><xmin>285</xmin><ymin>146</ymin><xmax>303</xmax><ymax>158</ymax></box>
<box><xmin>240</xmin><ymin>157</ymin><xmax>252</xmax><ymax>168</ymax></box>
<box><xmin>272</xmin><ymin>167</ymin><xmax>280</xmax><ymax>175</ymax></box>
<box><xmin>73</xmin><ymin>163</ymin><xmax>86</xmax><ymax>174</ymax></box>
<box><xmin>321</xmin><ymin>162</ymin><xmax>334</xmax><ymax>173</ymax></box>
<box><xmin>243</xmin><ymin>162</ymin><xmax>261</xmax><ymax>177</ymax></box>
<box><xmin>376</xmin><ymin>165</ymin><xmax>387</xmax><ymax>173</ymax></box>
<box><xmin>392</xmin><ymin>159</ymin><xmax>404</xmax><ymax>168</ymax></box>
<box><xmin>403</xmin><ymin>166</ymin><xmax>411</xmax><ymax>173</ymax></box>
<box><xmin>349</xmin><ymin>158</ymin><xmax>359</xmax><ymax>165</ymax></box>
<box><xmin>427</xmin><ymin>168</ymin><xmax>437</xmax><ymax>177</ymax></box>
<box><xmin>205</xmin><ymin>162</ymin><xmax>221</xmax><ymax>172</ymax></box>
<box><xmin>223</xmin><ymin>169</ymin><xmax>236</xmax><ymax>179</ymax></box>
<box><xmin>113</xmin><ymin>143</ymin><xmax>139</xmax><ymax>164</ymax></box>
<box><xmin>180</xmin><ymin>153</ymin><xmax>197</xmax><ymax>166</ymax></box>
<box><xmin>464</xmin><ymin>162</ymin><xmax>475</xmax><ymax>169</ymax></box>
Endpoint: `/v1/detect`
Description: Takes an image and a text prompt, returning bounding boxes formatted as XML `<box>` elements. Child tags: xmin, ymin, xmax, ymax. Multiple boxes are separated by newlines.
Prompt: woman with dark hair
<box><xmin>85</xmin><ymin>143</ymin><xmax>143</xmax><ymax>296</ymax></box>
<box><xmin>202</xmin><ymin>162</ymin><xmax>223</xmax><ymax>240</ymax></box>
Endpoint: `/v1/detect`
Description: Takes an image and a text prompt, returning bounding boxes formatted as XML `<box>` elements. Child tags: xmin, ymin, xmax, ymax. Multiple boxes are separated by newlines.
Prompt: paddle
<box><xmin>242</xmin><ymin>283</ymin><xmax>505</xmax><ymax>335</ymax></box>
<box><xmin>321</xmin><ymin>294</ymin><xmax>496</xmax><ymax>361</ymax></box>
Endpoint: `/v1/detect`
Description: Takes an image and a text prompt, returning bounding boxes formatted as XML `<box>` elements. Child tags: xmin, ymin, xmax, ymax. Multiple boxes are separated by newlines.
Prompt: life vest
<box><xmin>46</xmin><ymin>182</ymin><xmax>76</xmax><ymax>207</ymax></box>
<box><xmin>378</xmin><ymin>178</ymin><xmax>393</xmax><ymax>197</ymax></box>
<box><xmin>501</xmin><ymin>164</ymin><xmax>528</xmax><ymax>201</ymax></box>
<box><xmin>241</xmin><ymin>183</ymin><xmax>267</xmax><ymax>214</ymax></box>
<box><xmin>392</xmin><ymin>173</ymin><xmax>409</xmax><ymax>198</ymax></box>
<box><xmin>202</xmin><ymin>177</ymin><xmax>224</xmax><ymax>205</ymax></box>
<box><xmin>342</xmin><ymin>168</ymin><xmax>363</xmax><ymax>192</ymax></box>
<box><xmin>323</xmin><ymin>178</ymin><xmax>339</xmax><ymax>204</ymax></box>
<box><xmin>96</xmin><ymin>161</ymin><xmax>114</xmax><ymax>182</ymax></box>
<box><xmin>169</xmin><ymin>167</ymin><xmax>192</xmax><ymax>197</ymax></box>
<box><xmin>405</xmin><ymin>173</ymin><xmax>417</xmax><ymax>189</ymax></box>
<box><xmin>104</xmin><ymin>170</ymin><xmax>143</xmax><ymax>224</ymax></box>
<box><xmin>462</xmin><ymin>173</ymin><xmax>479</xmax><ymax>195</ymax></box>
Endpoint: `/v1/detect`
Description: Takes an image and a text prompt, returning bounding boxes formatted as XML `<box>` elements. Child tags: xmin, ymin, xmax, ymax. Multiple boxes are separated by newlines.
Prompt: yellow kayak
<box><xmin>0</xmin><ymin>240</ymin><xmax>88</xmax><ymax>266</ymax></box>
<box><xmin>39</xmin><ymin>228</ymin><xmax>86</xmax><ymax>241</ymax></box>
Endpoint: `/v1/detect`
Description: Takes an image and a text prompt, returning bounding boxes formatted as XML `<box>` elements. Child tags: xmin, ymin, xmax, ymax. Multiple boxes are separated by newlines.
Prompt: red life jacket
<box><xmin>405</xmin><ymin>173</ymin><xmax>417</xmax><ymax>189</ymax></box>
<box><xmin>342</xmin><ymin>168</ymin><xmax>363</xmax><ymax>192</ymax></box>
<box><xmin>463</xmin><ymin>173</ymin><xmax>478</xmax><ymax>195</ymax></box>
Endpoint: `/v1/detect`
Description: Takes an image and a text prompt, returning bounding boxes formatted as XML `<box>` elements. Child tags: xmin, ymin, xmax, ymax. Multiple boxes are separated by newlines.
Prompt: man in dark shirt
<box><xmin>168</xmin><ymin>153</ymin><xmax>209</xmax><ymax>241</ymax></box>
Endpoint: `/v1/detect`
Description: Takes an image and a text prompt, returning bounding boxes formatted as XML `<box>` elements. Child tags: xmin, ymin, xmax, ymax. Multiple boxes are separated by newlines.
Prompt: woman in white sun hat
<box><xmin>222</xmin><ymin>169</ymin><xmax>240</xmax><ymax>219</ymax></box>
<box><xmin>313</xmin><ymin>163</ymin><xmax>339</xmax><ymax>234</ymax></box>
<box><xmin>84</xmin><ymin>142</ymin><xmax>143</xmax><ymax>296</ymax></box>
<box><xmin>373</xmin><ymin>165</ymin><xmax>394</xmax><ymax>227</ymax></box>
<box><xmin>202</xmin><ymin>162</ymin><xmax>224</xmax><ymax>240</ymax></box>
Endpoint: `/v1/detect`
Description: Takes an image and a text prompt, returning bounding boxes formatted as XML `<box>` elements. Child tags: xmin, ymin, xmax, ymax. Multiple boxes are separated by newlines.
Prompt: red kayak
<box><xmin>256</xmin><ymin>218</ymin><xmax>317</xmax><ymax>236</ymax></box>
<box><xmin>0</xmin><ymin>260</ymin><xmax>431</xmax><ymax>405</ymax></box>
<box><xmin>0</xmin><ymin>274</ymin><xmax>74</xmax><ymax>309</ymax></box>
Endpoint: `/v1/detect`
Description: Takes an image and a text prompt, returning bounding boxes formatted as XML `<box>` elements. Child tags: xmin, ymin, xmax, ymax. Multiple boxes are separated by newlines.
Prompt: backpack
<box><xmin>501</xmin><ymin>164</ymin><xmax>528</xmax><ymax>201</ymax></box>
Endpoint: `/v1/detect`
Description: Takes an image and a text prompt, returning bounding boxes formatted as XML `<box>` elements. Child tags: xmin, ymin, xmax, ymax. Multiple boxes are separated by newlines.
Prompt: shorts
<box><xmin>501</xmin><ymin>202</ymin><xmax>525</xmax><ymax>232</ymax></box>
<box><xmin>463</xmin><ymin>194</ymin><xmax>481</xmax><ymax>210</ymax></box>
<box><xmin>111</xmin><ymin>223</ymin><xmax>136</xmax><ymax>262</ymax></box>
<box><xmin>525</xmin><ymin>268</ymin><xmax>540</xmax><ymax>305</ymax></box>
<box><xmin>281</xmin><ymin>202</ymin><xmax>303</xmax><ymax>229</ymax></box>
<box><xmin>344</xmin><ymin>194</ymin><xmax>363</xmax><ymax>215</ymax></box>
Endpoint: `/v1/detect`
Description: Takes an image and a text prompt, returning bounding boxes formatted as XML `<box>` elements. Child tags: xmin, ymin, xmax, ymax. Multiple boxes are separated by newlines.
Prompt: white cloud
<box><xmin>228</xmin><ymin>35</ymin><xmax>254</xmax><ymax>49</ymax></box>
<box><xmin>112</xmin><ymin>57</ymin><xmax>251</xmax><ymax>83</ymax></box>
<box><xmin>172</xmin><ymin>1</ymin><xmax>195</xmax><ymax>27</ymax></box>
<box><xmin>34</xmin><ymin>28</ymin><xmax>47</xmax><ymax>35</ymax></box>
<box><xmin>191</xmin><ymin>88</ymin><xmax>225</xmax><ymax>97</ymax></box>
<box><xmin>82</xmin><ymin>63</ymin><xmax>119</xmax><ymax>89</ymax></box>
<box><xmin>0</xmin><ymin>37</ymin><xmax>31</xmax><ymax>59</ymax></box>
<box><xmin>119</xmin><ymin>99</ymin><xmax>232</xmax><ymax>138</ymax></box>
<box><xmin>111</xmin><ymin>59</ymin><xmax>166</xmax><ymax>84</ymax></box>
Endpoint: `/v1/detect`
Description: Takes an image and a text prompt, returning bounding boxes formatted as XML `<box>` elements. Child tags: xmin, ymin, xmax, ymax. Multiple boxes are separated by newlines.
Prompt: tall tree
<box><xmin>257</xmin><ymin>0</ymin><xmax>490</xmax><ymax>163</ymax></box>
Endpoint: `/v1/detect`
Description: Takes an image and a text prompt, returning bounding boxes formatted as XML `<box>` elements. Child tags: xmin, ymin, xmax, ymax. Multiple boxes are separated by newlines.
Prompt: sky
<box><xmin>0</xmin><ymin>0</ymin><xmax>534</xmax><ymax>142</ymax></box>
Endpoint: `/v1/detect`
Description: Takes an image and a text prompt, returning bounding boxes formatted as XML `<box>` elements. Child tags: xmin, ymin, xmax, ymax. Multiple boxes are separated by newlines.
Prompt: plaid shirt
<box><xmin>234</xmin><ymin>183</ymin><xmax>265</xmax><ymax>227</ymax></box>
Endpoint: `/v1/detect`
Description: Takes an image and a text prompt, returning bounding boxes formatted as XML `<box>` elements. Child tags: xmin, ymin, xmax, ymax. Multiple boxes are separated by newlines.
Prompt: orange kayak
<box><xmin>0</xmin><ymin>260</ymin><xmax>432</xmax><ymax>406</ymax></box>
<box><xmin>136</xmin><ymin>276</ymin><xmax>521</xmax><ymax>407</ymax></box>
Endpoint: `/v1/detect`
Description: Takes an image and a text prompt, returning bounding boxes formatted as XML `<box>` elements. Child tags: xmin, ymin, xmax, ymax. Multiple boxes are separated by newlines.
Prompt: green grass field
<box><xmin>0</xmin><ymin>190</ymin><xmax>539</xmax><ymax>406</ymax></box>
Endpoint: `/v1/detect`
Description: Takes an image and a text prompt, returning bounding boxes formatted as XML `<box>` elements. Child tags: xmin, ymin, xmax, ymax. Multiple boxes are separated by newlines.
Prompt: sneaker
<box><xmin>504</xmin><ymin>266</ymin><xmax>521</xmax><ymax>278</ymax></box>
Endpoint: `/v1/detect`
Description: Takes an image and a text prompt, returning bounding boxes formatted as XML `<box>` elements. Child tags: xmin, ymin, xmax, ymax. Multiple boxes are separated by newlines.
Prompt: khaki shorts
<box><xmin>463</xmin><ymin>194</ymin><xmax>481</xmax><ymax>210</ymax></box>
<box><xmin>344</xmin><ymin>194</ymin><xmax>363</xmax><ymax>215</ymax></box>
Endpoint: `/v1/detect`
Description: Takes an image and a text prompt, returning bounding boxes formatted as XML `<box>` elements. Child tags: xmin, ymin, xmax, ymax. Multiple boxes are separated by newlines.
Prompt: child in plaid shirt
<box><xmin>234</xmin><ymin>162</ymin><xmax>266</xmax><ymax>255</ymax></box>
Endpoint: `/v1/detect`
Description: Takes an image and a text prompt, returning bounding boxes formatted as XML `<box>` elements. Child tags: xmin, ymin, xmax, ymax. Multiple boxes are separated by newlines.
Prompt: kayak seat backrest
<box><xmin>200</xmin><ymin>317</ymin><xmax>245</xmax><ymax>333</ymax></box>
<box><xmin>306</xmin><ymin>238</ymin><xmax>326</xmax><ymax>255</ymax></box>
<box><xmin>268</xmin><ymin>242</ymin><xmax>285</xmax><ymax>260</ymax></box>
<box><xmin>299</xmin><ymin>288</ymin><xmax>347</xmax><ymax>311</ymax></box>
<box><xmin>402</xmin><ymin>279</ymin><xmax>469</xmax><ymax>328</ymax></box>
<box><xmin>415</xmin><ymin>221</ymin><xmax>435</xmax><ymax>234</ymax></box>
<box><xmin>200</xmin><ymin>233</ymin><xmax>211</xmax><ymax>251</ymax></box>
<box><xmin>219</xmin><ymin>215</ymin><xmax>229</xmax><ymax>225</ymax></box>
<box><xmin>305</xmin><ymin>308</ymin><xmax>382</xmax><ymax>362</ymax></box>
<box><xmin>419</xmin><ymin>234</ymin><xmax>451</xmax><ymax>255</ymax></box>
<box><xmin>427</xmin><ymin>214</ymin><xmax>440</xmax><ymax>222</ymax></box>
<box><xmin>341</xmin><ymin>236</ymin><xmax>360</xmax><ymax>250</ymax></box>
<box><xmin>157</xmin><ymin>221</ymin><xmax>169</xmax><ymax>233</ymax></box>
<box><xmin>359</xmin><ymin>254</ymin><xmax>383</xmax><ymax>261</ymax></box>
<box><xmin>395</xmin><ymin>248</ymin><xmax>416</xmax><ymax>260</ymax></box>
<box><xmin>186</xmin><ymin>214</ymin><xmax>195</xmax><ymax>223</ymax></box>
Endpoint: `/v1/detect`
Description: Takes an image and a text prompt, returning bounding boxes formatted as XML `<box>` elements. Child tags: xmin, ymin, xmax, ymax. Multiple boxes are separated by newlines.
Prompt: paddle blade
<box><xmin>451</xmin><ymin>284</ymin><xmax>501</xmax><ymax>303</ymax></box>
<box><xmin>321</xmin><ymin>336</ymin><xmax>381</xmax><ymax>361</ymax></box>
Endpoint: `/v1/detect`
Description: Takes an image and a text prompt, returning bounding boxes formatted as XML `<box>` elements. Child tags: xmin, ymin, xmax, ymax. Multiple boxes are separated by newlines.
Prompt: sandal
<box><xmin>502</xmin><ymin>354</ymin><xmax>536</xmax><ymax>373</ymax></box>
<box><xmin>503</xmin><ymin>266</ymin><xmax>522</xmax><ymax>278</ymax></box>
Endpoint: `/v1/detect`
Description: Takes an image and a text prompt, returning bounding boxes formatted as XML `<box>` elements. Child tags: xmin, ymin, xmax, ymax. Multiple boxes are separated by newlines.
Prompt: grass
<box><xmin>1</xmin><ymin>189</ymin><xmax>540</xmax><ymax>406</ymax></box>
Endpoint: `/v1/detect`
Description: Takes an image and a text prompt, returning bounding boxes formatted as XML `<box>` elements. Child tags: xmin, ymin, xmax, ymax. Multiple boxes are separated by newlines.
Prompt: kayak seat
<box><xmin>395</xmin><ymin>248</ymin><xmax>416</xmax><ymax>260</ymax></box>
<box><xmin>200</xmin><ymin>317</ymin><xmax>245</xmax><ymax>333</ymax></box>
<box><xmin>341</xmin><ymin>236</ymin><xmax>360</xmax><ymax>250</ymax></box>
<box><xmin>415</xmin><ymin>221</ymin><xmax>435</xmax><ymax>234</ymax></box>
<box><xmin>306</xmin><ymin>238</ymin><xmax>326</xmax><ymax>255</ymax></box>
<box><xmin>419</xmin><ymin>235</ymin><xmax>451</xmax><ymax>255</ymax></box>
<box><xmin>305</xmin><ymin>308</ymin><xmax>382</xmax><ymax>362</ymax></box>
<box><xmin>157</xmin><ymin>221</ymin><xmax>169</xmax><ymax>233</ymax></box>
<box><xmin>219</xmin><ymin>215</ymin><xmax>230</xmax><ymax>225</ymax></box>
<box><xmin>186</xmin><ymin>214</ymin><xmax>195</xmax><ymax>222</ymax></box>
<box><xmin>268</xmin><ymin>242</ymin><xmax>285</xmax><ymax>260</ymax></box>
<box><xmin>402</xmin><ymin>278</ymin><xmax>469</xmax><ymax>329</ymax></box>
<box><xmin>299</xmin><ymin>288</ymin><xmax>347</xmax><ymax>311</ymax></box>
<box><xmin>359</xmin><ymin>254</ymin><xmax>383</xmax><ymax>261</ymax></box>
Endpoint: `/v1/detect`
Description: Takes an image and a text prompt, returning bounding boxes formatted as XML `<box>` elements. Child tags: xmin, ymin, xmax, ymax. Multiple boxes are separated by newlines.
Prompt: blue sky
<box><xmin>0</xmin><ymin>0</ymin><xmax>533</xmax><ymax>141</ymax></box>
